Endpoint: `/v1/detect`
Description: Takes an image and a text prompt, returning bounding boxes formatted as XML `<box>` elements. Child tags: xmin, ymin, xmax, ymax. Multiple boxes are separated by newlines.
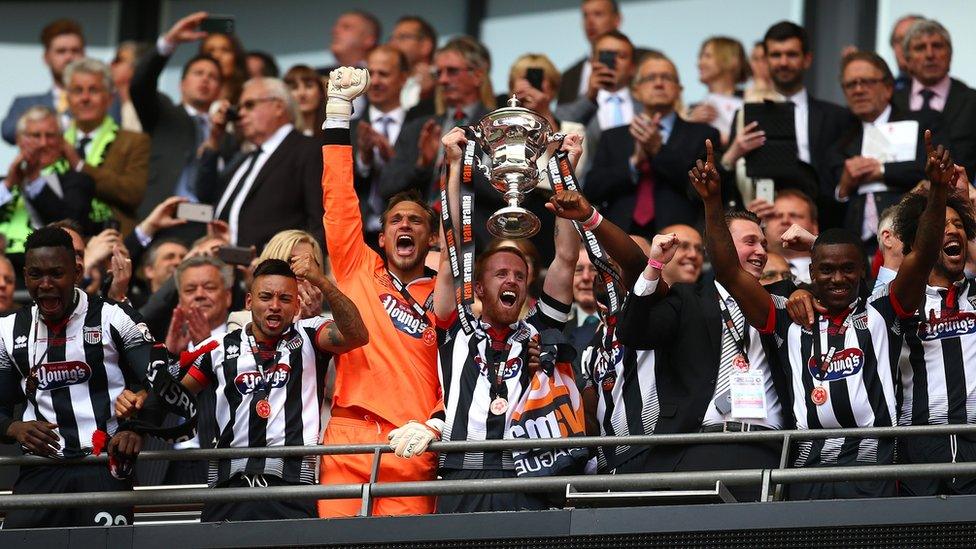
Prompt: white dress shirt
<box><xmin>596</xmin><ymin>88</ymin><xmax>635</xmax><ymax>131</ymax></box>
<box><xmin>784</xmin><ymin>88</ymin><xmax>810</xmax><ymax>164</ymax></box>
<box><xmin>356</xmin><ymin>105</ymin><xmax>405</xmax><ymax>176</ymax></box>
<box><xmin>216</xmin><ymin>123</ymin><xmax>293</xmax><ymax>245</ymax></box>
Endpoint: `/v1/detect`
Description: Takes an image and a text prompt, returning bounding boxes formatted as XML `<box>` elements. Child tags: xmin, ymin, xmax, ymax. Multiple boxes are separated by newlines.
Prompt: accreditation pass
<box><xmin>730</xmin><ymin>372</ymin><xmax>767</xmax><ymax>419</ymax></box>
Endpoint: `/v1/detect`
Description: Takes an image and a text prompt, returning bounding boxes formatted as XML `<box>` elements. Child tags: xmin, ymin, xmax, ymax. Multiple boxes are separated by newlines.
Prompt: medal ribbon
<box><xmin>439</xmin><ymin>128</ymin><xmax>478</xmax><ymax>336</ymax></box>
<box><xmin>386</xmin><ymin>267</ymin><xmax>434</xmax><ymax>324</ymax></box>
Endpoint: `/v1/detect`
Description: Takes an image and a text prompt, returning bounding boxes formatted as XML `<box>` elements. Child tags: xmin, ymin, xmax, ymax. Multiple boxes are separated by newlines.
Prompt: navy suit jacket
<box><xmin>2</xmin><ymin>91</ymin><xmax>122</xmax><ymax>145</ymax></box>
<box><xmin>585</xmin><ymin>117</ymin><xmax>720</xmax><ymax>232</ymax></box>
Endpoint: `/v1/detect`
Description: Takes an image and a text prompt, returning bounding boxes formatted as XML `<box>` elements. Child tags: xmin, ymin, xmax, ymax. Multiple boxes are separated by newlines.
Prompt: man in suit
<box><xmin>587</xmin><ymin>52</ymin><xmax>719</xmax><ymax>236</ymax></box>
<box><xmin>2</xmin><ymin>19</ymin><xmax>85</xmax><ymax>144</ymax></box>
<box><xmin>2</xmin><ymin>19</ymin><xmax>121</xmax><ymax>145</ymax></box>
<box><xmin>60</xmin><ymin>58</ymin><xmax>149</xmax><ymax>236</ymax></box>
<box><xmin>317</xmin><ymin>10</ymin><xmax>379</xmax><ymax>116</ymax></box>
<box><xmin>379</xmin><ymin>36</ymin><xmax>490</xmax><ymax>202</ymax></box>
<box><xmin>556</xmin><ymin>30</ymin><xmax>640</xmax><ymax>169</ymax></box>
<box><xmin>617</xmin><ymin>209</ymin><xmax>794</xmax><ymax>502</ymax></box>
<box><xmin>131</xmin><ymin>11</ymin><xmax>227</xmax><ymax>219</ymax></box>
<box><xmin>0</xmin><ymin>106</ymin><xmax>94</xmax><ymax>256</ymax></box>
<box><xmin>892</xmin><ymin>18</ymin><xmax>976</xmax><ymax>176</ymax></box>
<box><xmin>354</xmin><ymin>46</ymin><xmax>410</xmax><ymax>249</ymax></box>
<box><xmin>722</xmin><ymin>21</ymin><xmax>855</xmax><ymax>230</ymax></box>
<box><xmin>197</xmin><ymin>77</ymin><xmax>324</xmax><ymax>251</ymax></box>
<box><xmin>832</xmin><ymin>52</ymin><xmax>941</xmax><ymax>252</ymax></box>
<box><xmin>388</xmin><ymin>16</ymin><xmax>437</xmax><ymax>115</ymax></box>
<box><xmin>888</xmin><ymin>14</ymin><xmax>923</xmax><ymax>92</ymax></box>
<box><xmin>557</xmin><ymin>0</ymin><xmax>650</xmax><ymax>105</ymax></box>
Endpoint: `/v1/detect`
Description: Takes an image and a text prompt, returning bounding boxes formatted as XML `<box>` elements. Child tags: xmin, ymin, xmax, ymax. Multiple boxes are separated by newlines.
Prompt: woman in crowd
<box><xmin>284</xmin><ymin>65</ymin><xmax>327</xmax><ymax>141</ymax></box>
<box><xmin>685</xmin><ymin>36</ymin><xmax>750</xmax><ymax>146</ymax></box>
<box><xmin>200</xmin><ymin>32</ymin><xmax>248</xmax><ymax>103</ymax></box>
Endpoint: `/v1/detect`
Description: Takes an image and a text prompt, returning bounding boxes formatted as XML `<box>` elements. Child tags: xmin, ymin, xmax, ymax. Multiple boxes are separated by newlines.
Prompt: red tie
<box><xmin>633</xmin><ymin>159</ymin><xmax>655</xmax><ymax>226</ymax></box>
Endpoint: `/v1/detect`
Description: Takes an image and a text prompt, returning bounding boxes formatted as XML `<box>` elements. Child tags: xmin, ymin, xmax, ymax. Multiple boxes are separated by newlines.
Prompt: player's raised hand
<box><xmin>689</xmin><ymin>139</ymin><xmax>721</xmax><ymax>201</ymax></box>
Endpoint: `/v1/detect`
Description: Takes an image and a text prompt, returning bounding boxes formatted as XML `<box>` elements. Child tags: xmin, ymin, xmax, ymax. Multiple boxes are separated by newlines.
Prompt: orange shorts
<box><xmin>317</xmin><ymin>415</ymin><xmax>436</xmax><ymax>517</ymax></box>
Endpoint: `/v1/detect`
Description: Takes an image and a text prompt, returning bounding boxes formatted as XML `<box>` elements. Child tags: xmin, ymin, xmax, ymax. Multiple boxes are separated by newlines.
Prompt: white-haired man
<box><xmin>196</xmin><ymin>77</ymin><xmax>324</xmax><ymax>251</ymax></box>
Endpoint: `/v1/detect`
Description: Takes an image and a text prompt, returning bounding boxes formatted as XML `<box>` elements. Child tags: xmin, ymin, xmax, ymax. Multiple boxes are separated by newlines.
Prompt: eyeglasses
<box><xmin>760</xmin><ymin>270</ymin><xmax>795</xmax><ymax>283</ymax></box>
<box><xmin>841</xmin><ymin>77</ymin><xmax>884</xmax><ymax>91</ymax></box>
<box><xmin>22</xmin><ymin>131</ymin><xmax>61</xmax><ymax>141</ymax></box>
<box><xmin>676</xmin><ymin>241</ymin><xmax>705</xmax><ymax>254</ymax></box>
<box><xmin>635</xmin><ymin>73</ymin><xmax>678</xmax><ymax>85</ymax></box>
<box><xmin>237</xmin><ymin>97</ymin><xmax>280</xmax><ymax>111</ymax></box>
<box><xmin>435</xmin><ymin>66</ymin><xmax>473</xmax><ymax>79</ymax></box>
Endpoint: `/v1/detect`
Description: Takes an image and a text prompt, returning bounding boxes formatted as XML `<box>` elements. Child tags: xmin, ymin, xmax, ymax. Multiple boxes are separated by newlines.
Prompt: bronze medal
<box><xmin>733</xmin><ymin>353</ymin><xmax>749</xmax><ymax>372</ymax></box>
<box><xmin>255</xmin><ymin>398</ymin><xmax>272</xmax><ymax>419</ymax></box>
<box><xmin>490</xmin><ymin>397</ymin><xmax>509</xmax><ymax>415</ymax></box>
<box><xmin>810</xmin><ymin>386</ymin><xmax>828</xmax><ymax>406</ymax></box>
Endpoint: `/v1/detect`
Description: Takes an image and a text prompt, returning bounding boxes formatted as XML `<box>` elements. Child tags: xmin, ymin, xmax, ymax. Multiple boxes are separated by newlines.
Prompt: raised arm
<box><xmin>433</xmin><ymin>128</ymin><xmax>467</xmax><ymax>320</ymax></box>
<box><xmin>890</xmin><ymin>130</ymin><xmax>954</xmax><ymax>313</ymax></box>
<box><xmin>542</xmin><ymin>135</ymin><xmax>585</xmax><ymax>305</ymax></box>
<box><xmin>693</xmin><ymin>139</ymin><xmax>772</xmax><ymax>329</ymax></box>
<box><xmin>291</xmin><ymin>252</ymin><xmax>369</xmax><ymax>353</ymax></box>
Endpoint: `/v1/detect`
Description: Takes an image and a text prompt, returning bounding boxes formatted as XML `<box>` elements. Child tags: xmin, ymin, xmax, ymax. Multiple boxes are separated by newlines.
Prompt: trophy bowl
<box><xmin>473</xmin><ymin>95</ymin><xmax>563</xmax><ymax>239</ymax></box>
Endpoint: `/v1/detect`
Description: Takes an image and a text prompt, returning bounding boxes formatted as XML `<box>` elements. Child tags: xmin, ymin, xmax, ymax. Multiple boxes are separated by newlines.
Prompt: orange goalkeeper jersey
<box><xmin>321</xmin><ymin>144</ymin><xmax>441</xmax><ymax>427</ymax></box>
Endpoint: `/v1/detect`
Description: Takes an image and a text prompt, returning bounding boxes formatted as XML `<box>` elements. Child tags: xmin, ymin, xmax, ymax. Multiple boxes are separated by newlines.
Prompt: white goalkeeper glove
<box><xmin>325</xmin><ymin>67</ymin><xmax>370</xmax><ymax>121</ymax></box>
<box><xmin>388</xmin><ymin>419</ymin><xmax>444</xmax><ymax>458</ymax></box>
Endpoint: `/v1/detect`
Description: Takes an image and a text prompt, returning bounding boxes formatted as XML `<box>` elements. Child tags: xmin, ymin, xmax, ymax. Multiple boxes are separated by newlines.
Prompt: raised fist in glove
<box><xmin>327</xmin><ymin>67</ymin><xmax>370</xmax><ymax>119</ymax></box>
<box><xmin>389</xmin><ymin>419</ymin><xmax>441</xmax><ymax>458</ymax></box>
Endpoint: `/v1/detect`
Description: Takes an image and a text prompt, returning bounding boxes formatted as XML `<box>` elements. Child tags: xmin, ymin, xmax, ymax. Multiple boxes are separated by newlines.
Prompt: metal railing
<box><xmin>1</xmin><ymin>423</ymin><xmax>975</xmax><ymax>517</ymax></box>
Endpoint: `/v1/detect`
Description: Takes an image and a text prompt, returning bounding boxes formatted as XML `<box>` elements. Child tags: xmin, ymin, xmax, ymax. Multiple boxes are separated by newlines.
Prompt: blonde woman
<box><xmin>228</xmin><ymin>229</ymin><xmax>329</xmax><ymax>331</ymax></box>
<box><xmin>686</xmin><ymin>36</ymin><xmax>750</xmax><ymax>145</ymax></box>
<box><xmin>508</xmin><ymin>53</ymin><xmax>589</xmax><ymax>181</ymax></box>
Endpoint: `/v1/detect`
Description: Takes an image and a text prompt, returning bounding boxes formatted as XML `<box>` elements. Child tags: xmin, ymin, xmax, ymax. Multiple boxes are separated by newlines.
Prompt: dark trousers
<box><xmin>2</xmin><ymin>464</ymin><xmax>133</xmax><ymax>529</ymax></box>
<box><xmin>162</xmin><ymin>459</ymin><xmax>207</xmax><ymax>486</ymax></box>
<box><xmin>200</xmin><ymin>474</ymin><xmax>316</xmax><ymax>522</ymax></box>
<box><xmin>898</xmin><ymin>434</ymin><xmax>976</xmax><ymax>496</ymax></box>
<box><xmin>436</xmin><ymin>469</ymin><xmax>549</xmax><ymax>514</ymax></box>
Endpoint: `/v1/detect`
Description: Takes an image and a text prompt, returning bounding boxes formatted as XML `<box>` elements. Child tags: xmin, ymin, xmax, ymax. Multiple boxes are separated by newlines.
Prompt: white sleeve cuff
<box><xmin>633</xmin><ymin>275</ymin><xmax>659</xmax><ymax>297</ymax></box>
<box><xmin>834</xmin><ymin>185</ymin><xmax>851</xmax><ymax>203</ymax></box>
<box><xmin>23</xmin><ymin>175</ymin><xmax>49</xmax><ymax>199</ymax></box>
<box><xmin>0</xmin><ymin>183</ymin><xmax>13</xmax><ymax>206</ymax></box>
<box><xmin>134</xmin><ymin>226</ymin><xmax>153</xmax><ymax>248</ymax></box>
<box><xmin>156</xmin><ymin>36</ymin><xmax>176</xmax><ymax>57</ymax></box>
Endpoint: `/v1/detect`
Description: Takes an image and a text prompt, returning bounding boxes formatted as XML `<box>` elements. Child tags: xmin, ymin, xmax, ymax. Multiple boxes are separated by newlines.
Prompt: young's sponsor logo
<box><xmin>918</xmin><ymin>311</ymin><xmax>976</xmax><ymax>341</ymax></box>
<box><xmin>807</xmin><ymin>348</ymin><xmax>864</xmax><ymax>381</ymax></box>
<box><xmin>475</xmin><ymin>354</ymin><xmax>523</xmax><ymax>380</ymax></box>
<box><xmin>380</xmin><ymin>293</ymin><xmax>429</xmax><ymax>338</ymax></box>
<box><xmin>32</xmin><ymin>361</ymin><xmax>92</xmax><ymax>390</ymax></box>
<box><xmin>234</xmin><ymin>364</ymin><xmax>291</xmax><ymax>394</ymax></box>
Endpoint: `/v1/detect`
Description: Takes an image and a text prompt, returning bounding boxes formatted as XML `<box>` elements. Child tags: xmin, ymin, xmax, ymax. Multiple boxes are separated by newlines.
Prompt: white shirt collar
<box><xmin>864</xmin><ymin>104</ymin><xmax>892</xmax><ymax>127</ymax></box>
<box><xmin>715</xmin><ymin>281</ymin><xmax>733</xmax><ymax>302</ymax></box>
<box><xmin>255</xmin><ymin>123</ymin><xmax>294</xmax><ymax>155</ymax></box>
<box><xmin>785</xmin><ymin>88</ymin><xmax>808</xmax><ymax>109</ymax></box>
<box><xmin>597</xmin><ymin>87</ymin><xmax>631</xmax><ymax>105</ymax></box>
<box><xmin>369</xmin><ymin>105</ymin><xmax>405</xmax><ymax>125</ymax></box>
<box><xmin>184</xmin><ymin>103</ymin><xmax>204</xmax><ymax>118</ymax></box>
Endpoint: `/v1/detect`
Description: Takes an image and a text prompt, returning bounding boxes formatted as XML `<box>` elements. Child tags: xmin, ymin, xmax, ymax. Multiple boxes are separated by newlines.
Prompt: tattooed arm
<box><xmin>291</xmin><ymin>252</ymin><xmax>370</xmax><ymax>354</ymax></box>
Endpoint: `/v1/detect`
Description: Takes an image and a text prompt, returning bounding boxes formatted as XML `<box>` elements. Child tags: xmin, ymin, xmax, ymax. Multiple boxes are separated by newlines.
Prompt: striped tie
<box><xmin>714</xmin><ymin>296</ymin><xmax>745</xmax><ymax>414</ymax></box>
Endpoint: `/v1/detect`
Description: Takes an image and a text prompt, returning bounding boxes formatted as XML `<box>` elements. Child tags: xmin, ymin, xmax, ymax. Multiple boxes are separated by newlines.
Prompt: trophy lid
<box><xmin>476</xmin><ymin>93</ymin><xmax>551</xmax><ymax>134</ymax></box>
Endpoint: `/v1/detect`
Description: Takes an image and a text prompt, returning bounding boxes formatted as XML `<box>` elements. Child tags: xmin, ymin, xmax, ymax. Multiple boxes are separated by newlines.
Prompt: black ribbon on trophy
<box><xmin>439</xmin><ymin>96</ymin><xmax>624</xmax><ymax>338</ymax></box>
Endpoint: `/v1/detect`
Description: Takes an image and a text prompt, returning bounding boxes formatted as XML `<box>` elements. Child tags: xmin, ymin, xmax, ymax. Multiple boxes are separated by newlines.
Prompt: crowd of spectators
<box><xmin>2</xmin><ymin>0</ymin><xmax>976</xmax><ymax>529</ymax></box>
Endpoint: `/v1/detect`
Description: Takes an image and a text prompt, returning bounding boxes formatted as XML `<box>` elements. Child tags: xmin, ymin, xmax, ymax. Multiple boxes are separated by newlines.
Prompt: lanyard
<box><xmin>386</xmin><ymin>268</ymin><xmax>434</xmax><ymax>321</ymax></box>
<box><xmin>245</xmin><ymin>327</ymin><xmax>300</xmax><ymax>397</ymax></box>
<box><xmin>810</xmin><ymin>306</ymin><xmax>858</xmax><ymax>381</ymax></box>
<box><xmin>717</xmin><ymin>295</ymin><xmax>750</xmax><ymax>359</ymax></box>
<box><xmin>478</xmin><ymin>322</ymin><xmax>530</xmax><ymax>400</ymax></box>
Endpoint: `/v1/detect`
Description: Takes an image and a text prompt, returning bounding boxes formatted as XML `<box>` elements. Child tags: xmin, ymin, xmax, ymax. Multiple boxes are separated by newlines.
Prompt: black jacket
<box><xmin>892</xmin><ymin>77</ymin><xmax>976</xmax><ymax>177</ymax></box>
<box><xmin>616</xmin><ymin>278</ymin><xmax>796</xmax><ymax>470</ymax></box>
<box><xmin>585</xmin><ymin>117</ymin><xmax>720</xmax><ymax>232</ymax></box>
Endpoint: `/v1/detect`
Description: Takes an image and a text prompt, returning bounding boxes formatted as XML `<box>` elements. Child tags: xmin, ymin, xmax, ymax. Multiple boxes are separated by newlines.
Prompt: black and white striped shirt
<box><xmin>762</xmin><ymin>288</ymin><xmax>905</xmax><ymax>467</ymax></box>
<box><xmin>898</xmin><ymin>279</ymin><xmax>976</xmax><ymax>426</ymax></box>
<box><xmin>580</xmin><ymin>325</ymin><xmax>658</xmax><ymax>472</ymax></box>
<box><xmin>186</xmin><ymin>317</ymin><xmax>331</xmax><ymax>486</ymax></box>
<box><xmin>0</xmin><ymin>289</ymin><xmax>154</xmax><ymax>458</ymax></box>
<box><xmin>437</xmin><ymin>293</ymin><xmax>570</xmax><ymax>471</ymax></box>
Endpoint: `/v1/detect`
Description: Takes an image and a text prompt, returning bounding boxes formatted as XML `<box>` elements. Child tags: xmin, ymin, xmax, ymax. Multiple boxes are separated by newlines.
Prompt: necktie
<box><xmin>452</xmin><ymin>109</ymin><xmax>466</xmax><ymax>128</ymax></box>
<box><xmin>56</xmin><ymin>90</ymin><xmax>68</xmax><ymax>115</ymax></box>
<box><xmin>633</xmin><ymin>158</ymin><xmax>655</xmax><ymax>227</ymax></box>
<box><xmin>919</xmin><ymin>88</ymin><xmax>936</xmax><ymax>112</ymax></box>
<box><xmin>217</xmin><ymin>146</ymin><xmax>263</xmax><ymax>222</ymax></box>
<box><xmin>582</xmin><ymin>314</ymin><xmax>600</xmax><ymax>328</ymax></box>
<box><xmin>378</xmin><ymin>115</ymin><xmax>393</xmax><ymax>140</ymax></box>
<box><xmin>608</xmin><ymin>95</ymin><xmax>624</xmax><ymax>128</ymax></box>
<box><xmin>714</xmin><ymin>296</ymin><xmax>746</xmax><ymax>415</ymax></box>
<box><xmin>75</xmin><ymin>135</ymin><xmax>91</xmax><ymax>160</ymax></box>
<box><xmin>174</xmin><ymin>116</ymin><xmax>210</xmax><ymax>199</ymax></box>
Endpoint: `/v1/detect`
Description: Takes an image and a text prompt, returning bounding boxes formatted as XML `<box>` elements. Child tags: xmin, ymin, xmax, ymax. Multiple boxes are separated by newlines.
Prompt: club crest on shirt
<box><xmin>135</xmin><ymin>322</ymin><xmax>154</xmax><ymax>343</ymax></box>
<box><xmin>807</xmin><ymin>348</ymin><xmax>864</xmax><ymax>381</ymax></box>
<box><xmin>31</xmin><ymin>361</ymin><xmax>92</xmax><ymax>391</ymax></box>
<box><xmin>851</xmin><ymin>312</ymin><xmax>869</xmax><ymax>331</ymax></box>
<box><xmin>234</xmin><ymin>364</ymin><xmax>291</xmax><ymax>394</ymax></box>
<box><xmin>475</xmin><ymin>355</ymin><xmax>523</xmax><ymax>380</ymax></box>
<box><xmin>13</xmin><ymin>335</ymin><xmax>27</xmax><ymax>349</ymax></box>
<box><xmin>83</xmin><ymin>326</ymin><xmax>101</xmax><ymax>345</ymax></box>
<box><xmin>379</xmin><ymin>293</ymin><xmax>429</xmax><ymax>338</ymax></box>
<box><xmin>918</xmin><ymin>310</ymin><xmax>976</xmax><ymax>341</ymax></box>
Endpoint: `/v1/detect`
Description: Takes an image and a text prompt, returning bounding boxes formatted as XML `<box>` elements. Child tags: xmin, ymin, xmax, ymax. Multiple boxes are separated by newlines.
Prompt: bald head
<box><xmin>659</xmin><ymin>225</ymin><xmax>703</xmax><ymax>284</ymax></box>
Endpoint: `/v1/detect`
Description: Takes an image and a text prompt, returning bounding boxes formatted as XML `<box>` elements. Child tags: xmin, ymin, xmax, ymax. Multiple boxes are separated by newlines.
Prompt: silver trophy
<box><xmin>472</xmin><ymin>95</ymin><xmax>564</xmax><ymax>239</ymax></box>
